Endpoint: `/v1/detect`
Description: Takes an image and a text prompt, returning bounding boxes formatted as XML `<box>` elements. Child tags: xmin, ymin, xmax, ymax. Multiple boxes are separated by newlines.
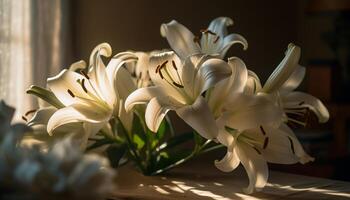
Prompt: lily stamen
<box><xmin>213</xmin><ymin>36</ymin><xmax>220</xmax><ymax>43</ymax></box>
<box><xmin>81</xmin><ymin>79</ymin><xmax>88</xmax><ymax>93</ymax></box>
<box><xmin>80</xmin><ymin>70</ymin><xmax>90</xmax><ymax>79</ymax></box>
<box><xmin>259</xmin><ymin>126</ymin><xmax>266</xmax><ymax>135</ymax></box>
<box><xmin>67</xmin><ymin>89</ymin><xmax>75</xmax><ymax>98</ymax></box>
<box><xmin>263</xmin><ymin>137</ymin><xmax>269</xmax><ymax>149</ymax></box>
<box><xmin>22</xmin><ymin>116</ymin><xmax>27</xmax><ymax>122</ymax></box>
<box><xmin>288</xmin><ymin>136</ymin><xmax>295</xmax><ymax>154</ymax></box>
<box><xmin>25</xmin><ymin>109</ymin><xmax>37</xmax><ymax>116</ymax></box>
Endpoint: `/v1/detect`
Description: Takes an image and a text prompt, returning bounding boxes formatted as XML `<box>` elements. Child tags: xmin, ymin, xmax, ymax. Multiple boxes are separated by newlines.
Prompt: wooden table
<box><xmin>111</xmin><ymin>161</ymin><xmax>350</xmax><ymax>200</ymax></box>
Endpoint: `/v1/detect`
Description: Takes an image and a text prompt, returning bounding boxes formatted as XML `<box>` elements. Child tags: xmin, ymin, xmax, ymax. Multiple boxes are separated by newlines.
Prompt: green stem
<box><xmin>117</xmin><ymin>118</ymin><xmax>146</xmax><ymax>173</ymax></box>
<box><xmin>150</xmin><ymin>139</ymin><xmax>216</xmax><ymax>176</ymax></box>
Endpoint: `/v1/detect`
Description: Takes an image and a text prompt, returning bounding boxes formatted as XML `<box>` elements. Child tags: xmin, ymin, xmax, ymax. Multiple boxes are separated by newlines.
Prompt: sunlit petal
<box><xmin>215</xmin><ymin>149</ymin><xmax>240</xmax><ymax>172</ymax></box>
<box><xmin>160</xmin><ymin>20</ymin><xmax>201</xmax><ymax>59</ymax></box>
<box><xmin>280</xmin><ymin>66</ymin><xmax>305</xmax><ymax>93</ymax></box>
<box><xmin>263</xmin><ymin>43</ymin><xmax>301</xmax><ymax>93</ymax></box>
<box><xmin>236</xmin><ymin>142</ymin><xmax>268</xmax><ymax>194</ymax></box>
<box><xmin>27</xmin><ymin>107</ymin><xmax>56</xmax><ymax>126</ymax></box>
<box><xmin>176</xmin><ymin>96</ymin><xmax>218</xmax><ymax>139</ymax></box>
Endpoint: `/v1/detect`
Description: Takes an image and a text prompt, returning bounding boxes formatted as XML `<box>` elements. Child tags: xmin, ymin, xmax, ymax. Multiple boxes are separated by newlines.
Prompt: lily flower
<box><xmin>46</xmin><ymin>43</ymin><xmax>137</xmax><ymax>139</ymax></box>
<box><xmin>125</xmin><ymin>51</ymin><xmax>232</xmax><ymax>139</ymax></box>
<box><xmin>246</xmin><ymin>43</ymin><xmax>329</xmax><ymax>126</ymax></box>
<box><xmin>215</xmin><ymin>123</ymin><xmax>311</xmax><ymax>194</ymax></box>
<box><xmin>160</xmin><ymin>17</ymin><xmax>248</xmax><ymax>60</ymax></box>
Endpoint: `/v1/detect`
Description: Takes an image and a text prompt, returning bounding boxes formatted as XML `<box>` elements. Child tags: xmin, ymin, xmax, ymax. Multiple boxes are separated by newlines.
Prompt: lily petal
<box><xmin>69</xmin><ymin>60</ymin><xmax>87</xmax><ymax>72</ymax></box>
<box><xmin>125</xmin><ymin>86</ymin><xmax>182</xmax><ymax>112</ymax></box>
<box><xmin>145</xmin><ymin>98</ymin><xmax>175</xmax><ymax>132</ymax></box>
<box><xmin>160</xmin><ymin>20</ymin><xmax>201</xmax><ymax>60</ymax></box>
<box><xmin>88</xmin><ymin>43</ymin><xmax>115</xmax><ymax>107</ymax></box>
<box><xmin>244</xmin><ymin>70</ymin><xmax>262</xmax><ymax>95</ymax></box>
<box><xmin>280</xmin><ymin>66</ymin><xmax>305</xmax><ymax>93</ymax></box>
<box><xmin>27</xmin><ymin>107</ymin><xmax>57</xmax><ymax>126</ymax></box>
<box><xmin>263</xmin><ymin>43</ymin><xmax>301</xmax><ymax>93</ymax></box>
<box><xmin>221</xmin><ymin>94</ymin><xmax>283</xmax><ymax>131</ymax></box>
<box><xmin>47</xmin><ymin>69</ymin><xmax>91</xmax><ymax>106</ymax></box>
<box><xmin>279</xmin><ymin>124</ymin><xmax>315</xmax><ymax>164</ymax></box>
<box><xmin>215</xmin><ymin>149</ymin><xmax>240</xmax><ymax>172</ymax></box>
<box><xmin>207</xmin><ymin>17</ymin><xmax>234</xmax><ymax>38</ymax></box>
<box><xmin>208</xmin><ymin>57</ymin><xmax>247</xmax><ymax>115</ymax></box>
<box><xmin>282</xmin><ymin>91</ymin><xmax>329</xmax><ymax>123</ymax></box>
<box><xmin>236</xmin><ymin>142</ymin><xmax>268</xmax><ymax>194</ymax></box>
<box><xmin>197</xmin><ymin>58</ymin><xmax>232</xmax><ymax>95</ymax></box>
<box><xmin>218</xmin><ymin>33</ymin><xmax>248</xmax><ymax>58</ymax></box>
<box><xmin>176</xmin><ymin>96</ymin><xmax>218</xmax><ymax>139</ymax></box>
<box><xmin>47</xmin><ymin>106</ymin><xmax>107</xmax><ymax>135</ymax></box>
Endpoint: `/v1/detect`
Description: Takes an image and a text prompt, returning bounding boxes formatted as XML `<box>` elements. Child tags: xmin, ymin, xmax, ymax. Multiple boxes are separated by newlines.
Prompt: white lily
<box><xmin>215</xmin><ymin>123</ymin><xmax>312</xmax><ymax>194</ymax></box>
<box><xmin>160</xmin><ymin>17</ymin><xmax>248</xmax><ymax>60</ymax></box>
<box><xmin>46</xmin><ymin>43</ymin><xmax>137</xmax><ymax>139</ymax></box>
<box><xmin>125</xmin><ymin>51</ymin><xmax>232</xmax><ymax>139</ymax></box>
<box><xmin>246</xmin><ymin>43</ymin><xmax>329</xmax><ymax>126</ymax></box>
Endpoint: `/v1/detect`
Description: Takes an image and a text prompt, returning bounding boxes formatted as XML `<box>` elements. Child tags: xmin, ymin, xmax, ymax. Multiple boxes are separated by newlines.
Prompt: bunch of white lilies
<box><xmin>25</xmin><ymin>17</ymin><xmax>329</xmax><ymax>194</ymax></box>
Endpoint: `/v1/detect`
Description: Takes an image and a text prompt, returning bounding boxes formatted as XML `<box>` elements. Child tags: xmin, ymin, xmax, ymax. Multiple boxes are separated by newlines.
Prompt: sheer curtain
<box><xmin>0</xmin><ymin>0</ymin><xmax>71</xmax><ymax>121</ymax></box>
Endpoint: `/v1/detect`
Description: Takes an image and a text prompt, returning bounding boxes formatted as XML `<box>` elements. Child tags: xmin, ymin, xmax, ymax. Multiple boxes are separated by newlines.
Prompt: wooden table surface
<box><xmin>111</xmin><ymin>160</ymin><xmax>350</xmax><ymax>200</ymax></box>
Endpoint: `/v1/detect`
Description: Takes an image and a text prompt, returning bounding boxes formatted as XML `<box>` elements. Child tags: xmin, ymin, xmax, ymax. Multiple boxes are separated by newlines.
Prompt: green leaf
<box><xmin>133</xmin><ymin>134</ymin><xmax>145</xmax><ymax>150</ymax></box>
<box><xmin>106</xmin><ymin>144</ymin><xmax>127</xmax><ymax>168</ymax></box>
<box><xmin>26</xmin><ymin>85</ymin><xmax>64</xmax><ymax>108</ymax></box>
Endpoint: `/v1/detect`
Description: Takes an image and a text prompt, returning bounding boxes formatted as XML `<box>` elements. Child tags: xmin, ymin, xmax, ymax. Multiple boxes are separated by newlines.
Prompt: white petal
<box><xmin>27</xmin><ymin>107</ymin><xmax>57</xmax><ymax>126</ymax></box>
<box><xmin>246</xmin><ymin>127</ymin><xmax>300</xmax><ymax>164</ymax></box>
<box><xmin>208</xmin><ymin>57</ymin><xmax>247</xmax><ymax>115</ymax></box>
<box><xmin>236</xmin><ymin>142</ymin><xmax>268</xmax><ymax>194</ymax></box>
<box><xmin>279</xmin><ymin>124</ymin><xmax>315</xmax><ymax>164</ymax></box>
<box><xmin>145</xmin><ymin>98</ymin><xmax>173</xmax><ymax>132</ymax></box>
<box><xmin>148</xmin><ymin>51</ymin><xmax>185</xmax><ymax>101</ymax></box>
<box><xmin>118</xmin><ymin>99</ymin><xmax>133</xmax><ymax>133</ymax></box>
<box><xmin>160</xmin><ymin>20</ymin><xmax>201</xmax><ymax>60</ymax></box>
<box><xmin>218</xmin><ymin>34</ymin><xmax>248</xmax><ymax>58</ymax></box>
<box><xmin>263</xmin><ymin>43</ymin><xmax>301</xmax><ymax>93</ymax></box>
<box><xmin>47</xmin><ymin>106</ymin><xmax>108</xmax><ymax>135</ymax></box>
<box><xmin>47</xmin><ymin>69</ymin><xmax>89</xmax><ymax>106</ymax></box>
<box><xmin>216</xmin><ymin>127</ymin><xmax>235</xmax><ymax>147</ymax></box>
<box><xmin>215</xmin><ymin>149</ymin><xmax>240</xmax><ymax>172</ymax></box>
<box><xmin>88</xmin><ymin>43</ymin><xmax>115</xmax><ymax>107</ymax></box>
<box><xmin>244</xmin><ymin>70</ymin><xmax>262</xmax><ymax>95</ymax></box>
<box><xmin>207</xmin><ymin>17</ymin><xmax>234</xmax><ymax>37</ymax></box>
<box><xmin>221</xmin><ymin>94</ymin><xmax>283</xmax><ymax>131</ymax></box>
<box><xmin>125</xmin><ymin>86</ymin><xmax>181</xmax><ymax>112</ymax></box>
<box><xmin>197</xmin><ymin>58</ymin><xmax>232</xmax><ymax>95</ymax></box>
<box><xmin>176</xmin><ymin>96</ymin><xmax>218</xmax><ymax>139</ymax></box>
<box><xmin>69</xmin><ymin>60</ymin><xmax>87</xmax><ymax>72</ymax></box>
<box><xmin>280</xmin><ymin>66</ymin><xmax>305</xmax><ymax>93</ymax></box>
<box><xmin>282</xmin><ymin>91</ymin><xmax>329</xmax><ymax>123</ymax></box>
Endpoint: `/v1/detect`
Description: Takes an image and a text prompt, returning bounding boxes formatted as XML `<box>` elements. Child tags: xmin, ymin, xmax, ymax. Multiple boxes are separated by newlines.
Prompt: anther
<box><xmin>298</xmin><ymin>101</ymin><xmax>305</xmax><ymax>106</ymax></box>
<box><xmin>25</xmin><ymin>109</ymin><xmax>37</xmax><ymax>116</ymax></box>
<box><xmin>22</xmin><ymin>116</ymin><xmax>27</xmax><ymax>122</ymax></box>
<box><xmin>214</xmin><ymin>36</ymin><xmax>220</xmax><ymax>43</ymax></box>
<box><xmin>253</xmin><ymin>147</ymin><xmax>261</xmax><ymax>155</ymax></box>
<box><xmin>172</xmin><ymin>82</ymin><xmax>184</xmax><ymax>88</ymax></box>
<box><xmin>172</xmin><ymin>60</ymin><xmax>177</xmax><ymax>70</ymax></box>
<box><xmin>159</xmin><ymin>70</ymin><xmax>164</xmax><ymax>79</ymax></box>
<box><xmin>263</xmin><ymin>137</ymin><xmax>269</xmax><ymax>149</ymax></box>
<box><xmin>67</xmin><ymin>89</ymin><xmax>75</xmax><ymax>98</ymax></box>
<box><xmin>81</xmin><ymin>79</ymin><xmax>88</xmax><ymax>93</ymax></box>
<box><xmin>260</xmin><ymin>126</ymin><xmax>266</xmax><ymax>136</ymax></box>
<box><xmin>80</xmin><ymin>70</ymin><xmax>90</xmax><ymax>79</ymax></box>
<box><xmin>156</xmin><ymin>65</ymin><xmax>160</xmax><ymax>73</ymax></box>
<box><xmin>160</xmin><ymin>60</ymin><xmax>168</xmax><ymax>69</ymax></box>
<box><xmin>288</xmin><ymin>136</ymin><xmax>295</xmax><ymax>154</ymax></box>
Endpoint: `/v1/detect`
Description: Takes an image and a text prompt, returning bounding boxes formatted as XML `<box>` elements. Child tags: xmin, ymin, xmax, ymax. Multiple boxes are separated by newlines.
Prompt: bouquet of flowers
<box><xmin>3</xmin><ymin>17</ymin><xmax>329</xmax><ymax>196</ymax></box>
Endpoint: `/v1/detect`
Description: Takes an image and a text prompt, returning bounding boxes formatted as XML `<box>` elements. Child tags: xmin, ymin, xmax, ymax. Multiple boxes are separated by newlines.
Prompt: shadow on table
<box><xmin>112</xmin><ymin>163</ymin><xmax>350</xmax><ymax>200</ymax></box>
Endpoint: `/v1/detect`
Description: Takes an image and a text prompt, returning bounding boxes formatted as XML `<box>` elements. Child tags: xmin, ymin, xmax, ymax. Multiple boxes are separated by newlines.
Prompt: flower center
<box><xmin>284</xmin><ymin>101</ymin><xmax>310</xmax><ymax>127</ymax></box>
<box><xmin>193</xmin><ymin>29</ymin><xmax>220</xmax><ymax>47</ymax></box>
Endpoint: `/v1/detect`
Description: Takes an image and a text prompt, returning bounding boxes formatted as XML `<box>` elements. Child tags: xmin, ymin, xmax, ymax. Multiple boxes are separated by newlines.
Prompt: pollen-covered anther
<box><xmin>214</xmin><ymin>36</ymin><xmax>220</xmax><ymax>43</ymax></box>
<box><xmin>80</xmin><ymin>70</ymin><xmax>90</xmax><ymax>79</ymax></box>
<box><xmin>288</xmin><ymin>136</ymin><xmax>295</xmax><ymax>154</ymax></box>
<box><xmin>22</xmin><ymin>116</ymin><xmax>27</xmax><ymax>122</ymax></box>
<box><xmin>81</xmin><ymin>79</ymin><xmax>88</xmax><ymax>93</ymax></box>
<box><xmin>67</xmin><ymin>89</ymin><xmax>75</xmax><ymax>98</ymax></box>
<box><xmin>172</xmin><ymin>82</ymin><xmax>184</xmax><ymax>88</ymax></box>
<box><xmin>171</xmin><ymin>60</ymin><xmax>177</xmax><ymax>70</ymax></box>
<box><xmin>263</xmin><ymin>137</ymin><xmax>269</xmax><ymax>149</ymax></box>
<box><xmin>25</xmin><ymin>109</ymin><xmax>37</xmax><ymax>116</ymax></box>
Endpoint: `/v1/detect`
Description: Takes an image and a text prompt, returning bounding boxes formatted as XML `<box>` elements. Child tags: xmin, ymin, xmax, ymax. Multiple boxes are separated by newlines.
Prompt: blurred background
<box><xmin>1</xmin><ymin>0</ymin><xmax>350</xmax><ymax>181</ymax></box>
